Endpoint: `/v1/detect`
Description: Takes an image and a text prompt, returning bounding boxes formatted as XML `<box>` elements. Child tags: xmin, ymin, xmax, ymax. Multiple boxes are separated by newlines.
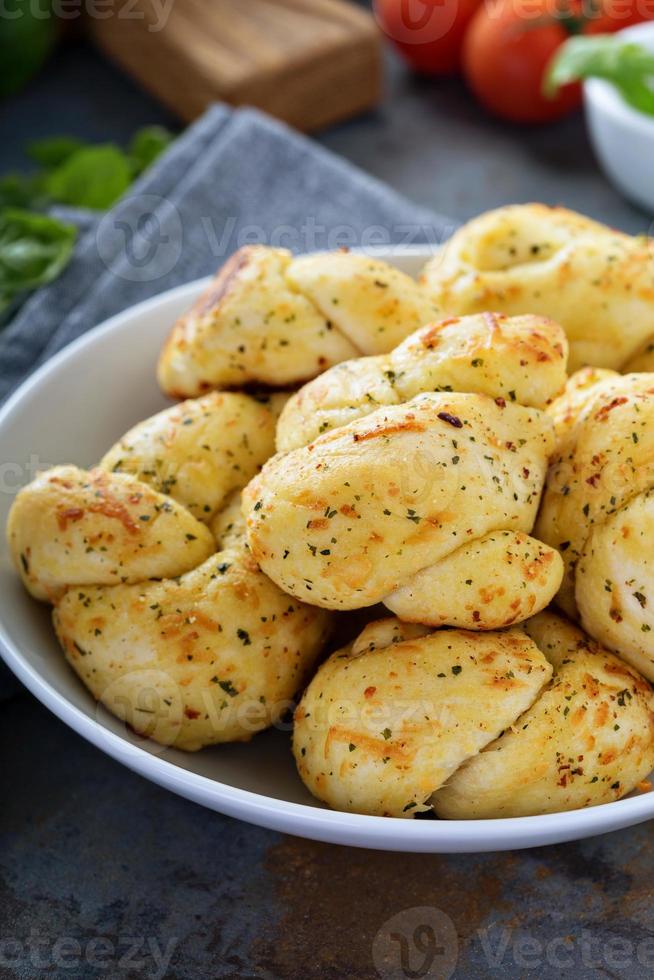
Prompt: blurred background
<box><xmin>1</xmin><ymin>0</ymin><xmax>653</xmax><ymax>235</ymax></box>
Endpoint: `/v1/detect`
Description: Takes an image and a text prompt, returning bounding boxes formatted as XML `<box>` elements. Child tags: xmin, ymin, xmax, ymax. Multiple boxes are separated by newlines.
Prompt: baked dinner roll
<box><xmin>536</xmin><ymin>372</ymin><xmax>654</xmax><ymax>680</ymax></box>
<box><xmin>54</xmin><ymin>504</ymin><xmax>329</xmax><ymax>751</ymax></box>
<box><xmin>433</xmin><ymin>613</ymin><xmax>654</xmax><ymax>818</ymax></box>
<box><xmin>286</xmin><ymin>250</ymin><xmax>440</xmax><ymax>354</ymax></box>
<box><xmin>8</xmin><ymin>390</ymin><xmax>286</xmax><ymax>602</ymax></box>
<box><xmin>7</xmin><ymin>465</ymin><xmax>215</xmax><ymax>602</ymax></box>
<box><xmin>245</xmin><ymin>391</ymin><xmax>563</xmax><ymax>624</ymax></box>
<box><xmin>157</xmin><ymin>246</ymin><xmax>439</xmax><ymax>397</ymax></box>
<box><xmin>292</xmin><ymin>618</ymin><xmax>553</xmax><ymax>817</ymax></box>
<box><xmin>101</xmin><ymin>390</ymin><xmax>288</xmax><ymax>522</ymax></box>
<box><xmin>7</xmin><ymin>395</ymin><xmax>330</xmax><ymax>750</ymax></box>
<box><xmin>293</xmin><ymin>612</ymin><xmax>654</xmax><ymax>818</ymax></box>
<box><xmin>277</xmin><ymin>311</ymin><xmax>567</xmax><ymax>450</ymax></box>
<box><xmin>420</xmin><ymin>204</ymin><xmax>654</xmax><ymax>373</ymax></box>
<box><xmin>384</xmin><ymin>530</ymin><xmax>563</xmax><ymax>629</ymax></box>
<box><xmin>546</xmin><ymin>365</ymin><xmax>618</xmax><ymax>441</ymax></box>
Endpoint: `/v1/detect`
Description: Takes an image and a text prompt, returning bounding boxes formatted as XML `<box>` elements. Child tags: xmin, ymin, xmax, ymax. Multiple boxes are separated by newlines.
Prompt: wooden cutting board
<box><xmin>88</xmin><ymin>0</ymin><xmax>382</xmax><ymax>132</ymax></box>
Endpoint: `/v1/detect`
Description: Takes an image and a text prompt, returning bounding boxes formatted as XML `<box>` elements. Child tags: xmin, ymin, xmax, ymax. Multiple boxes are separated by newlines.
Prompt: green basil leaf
<box><xmin>0</xmin><ymin>208</ymin><xmax>76</xmax><ymax>309</ymax></box>
<box><xmin>545</xmin><ymin>35</ymin><xmax>654</xmax><ymax>116</ymax></box>
<box><xmin>0</xmin><ymin>173</ymin><xmax>48</xmax><ymax>210</ymax></box>
<box><xmin>27</xmin><ymin>136</ymin><xmax>88</xmax><ymax>169</ymax></box>
<box><xmin>44</xmin><ymin>145</ymin><xmax>133</xmax><ymax>209</ymax></box>
<box><xmin>0</xmin><ymin>1</ymin><xmax>56</xmax><ymax>99</ymax></box>
<box><xmin>129</xmin><ymin>126</ymin><xmax>174</xmax><ymax>176</ymax></box>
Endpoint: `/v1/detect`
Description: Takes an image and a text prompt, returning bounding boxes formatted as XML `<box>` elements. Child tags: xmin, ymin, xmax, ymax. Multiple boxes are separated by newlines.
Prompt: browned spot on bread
<box><xmin>48</xmin><ymin>475</ymin><xmax>75</xmax><ymax>490</ymax></box>
<box><xmin>193</xmin><ymin>248</ymin><xmax>252</xmax><ymax>317</ymax></box>
<box><xmin>189</xmin><ymin>610</ymin><xmax>223</xmax><ymax>633</ymax></box>
<box><xmin>56</xmin><ymin>507</ymin><xmax>84</xmax><ymax>531</ymax></box>
<box><xmin>594</xmin><ymin>396</ymin><xmax>628</xmax><ymax>420</ymax></box>
<box><xmin>418</xmin><ymin>318</ymin><xmax>460</xmax><ymax>347</ymax></box>
<box><xmin>594</xmin><ymin>702</ymin><xmax>609</xmax><ymax>727</ymax></box>
<box><xmin>353</xmin><ymin>420</ymin><xmax>427</xmax><ymax>442</ymax></box>
<box><xmin>325</xmin><ymin>726</ymin><xmax>415</xmax><ymax>762</ymax></box>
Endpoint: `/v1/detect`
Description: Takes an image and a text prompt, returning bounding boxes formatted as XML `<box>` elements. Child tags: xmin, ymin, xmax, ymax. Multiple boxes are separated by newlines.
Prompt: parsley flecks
<box><xmin>212</xmin><ymin>677</ymin><xmax>238</xmax><ymax>697</ymax></box>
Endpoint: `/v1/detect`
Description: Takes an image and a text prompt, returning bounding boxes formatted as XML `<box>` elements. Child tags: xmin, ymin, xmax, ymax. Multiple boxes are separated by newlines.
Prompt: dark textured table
<box><xmin>2</xmin><ymin>36</ymin><xmax>654</xmax><ymax>980</ymax></box>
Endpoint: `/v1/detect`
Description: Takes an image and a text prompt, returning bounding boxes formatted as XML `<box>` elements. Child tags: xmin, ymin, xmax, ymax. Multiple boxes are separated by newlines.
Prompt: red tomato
<box><xmin>463</xmin><ymin>0</ymin><xmax>654</xmax><ymax>123</ymax></box>
<box><xmin>374</xmin><ymin>0</ymin><xmax>482</xmax><ymax>74</ymax></box>
<box><xmin>588</xmin><ymin>0</ymin><xmax>654</xmax><ymax>31</ymax></box>
<box><xmin>462</xmin><ymin>0</ymin><xmax>581</xmax><ymax>123</ymax></box>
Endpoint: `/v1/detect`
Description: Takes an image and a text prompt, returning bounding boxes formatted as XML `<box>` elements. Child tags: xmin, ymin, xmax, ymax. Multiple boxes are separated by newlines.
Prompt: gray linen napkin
<box><xmin>0</xmin><ymin>104</ymin><xmax>453</xmax><ymax>401</ymax></box>
<box><xmin>0</xmin><ymin>103</ymin><xmax>453</xmax><ymax>698</ymax></box>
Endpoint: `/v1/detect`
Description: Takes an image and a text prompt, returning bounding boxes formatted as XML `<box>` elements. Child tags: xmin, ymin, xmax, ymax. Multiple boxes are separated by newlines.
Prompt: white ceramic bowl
<box><xmin>585</xmin><ymin>23</ymin><xmax>654</xmax><ymax>213</ymax></box>
<box><xmin>3</xmin><ymin>248</ymin><xmax>654</xmax><ymax>852</ymax></box>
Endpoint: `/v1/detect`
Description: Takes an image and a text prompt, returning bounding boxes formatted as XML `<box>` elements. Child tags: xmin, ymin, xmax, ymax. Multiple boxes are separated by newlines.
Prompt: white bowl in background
<box><xmin>3</xmin><ymin>250</ymin><xmax>654</xmax><ymax>852</ymax></box>
<box><xmin>584</xmin><ymin>22</ymin><xmax>654</xmax><ymax>213</ymax></box>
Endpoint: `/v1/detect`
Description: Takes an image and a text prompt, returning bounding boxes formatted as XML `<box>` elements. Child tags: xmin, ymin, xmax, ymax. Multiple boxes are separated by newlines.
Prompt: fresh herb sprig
<box><xmin>546</xmin><ymin>35</ymin><xmax>654</xmax><ymax>116</ymax></box>
<box><xmin>0</xmin><ymin>126</ymin><xmax>174</xmax><ymax>212</ymax></box>
<box><xmin>0</xmin><ymin>208</ymin><xmax>76</xmax><ymax>315</ymax></box>
<box><xmin>0</xmin><ymin>126</ymin><xmax>174</xmax><ymax>317</ymax></box>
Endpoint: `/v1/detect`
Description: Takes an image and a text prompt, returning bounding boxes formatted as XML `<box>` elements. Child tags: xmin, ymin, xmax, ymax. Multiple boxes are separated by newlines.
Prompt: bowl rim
<box><xmin>2</xmin><ymin>266</ymin><xmax>654</xmax><ymax>852</ymax></box>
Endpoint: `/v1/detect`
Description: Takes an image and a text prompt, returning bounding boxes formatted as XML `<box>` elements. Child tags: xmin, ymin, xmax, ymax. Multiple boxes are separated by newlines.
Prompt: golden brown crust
<box><xmin>421</xmin><ymin>204</ymin><xmax>654</xmax><ymax>373</ymax></box>
<box><xmin>6</xmin><ymin>465</ymin><xmax>215</xmax><ymax>601</ymax></box>
<box><xmin>157</xmin><ymin>246</ymin><xmax>357</xmax><ymax>395</ymax></box>
<box><xmin>54</xmin><ymin>541</ymin><xmax>330</xmax><ymax>751</ymax></box>
<box><xmin>293</xmin><ymin>612</ymin><xmax>654</xmax><ymax>819</ymax></box>
<box><xmin>292</xmin><ymin>619</ymin><xmax>553</xmax><ymax>817</ymax></box>
<box><xmin>433</xmin><ymin>613</ymin><xmax>654</xmax><ymax>818</ymax></box>
<box><xmin>7</xmin><ymin>399</ymin><xmax>332</xmax><ymax>748</ymax></box>
<box><xmin>384</xmin><ymin>530</ymin><xmax>563</xmax><ymax>629</ymax></box>
<box><xmin>245</xmin><ymin>392</ymin><xmax>560</xmax><ymax>623</ymax></box>
<box><xmin>101</xmin><ymin>390</ymin><xmax>286</xmax><ymax>522</ymax></box>
<box><xmin>536</xmin><ymin>372</ymin><xmax>654</xmax><ymax>677</ymax></box>
<box><xmin>286</xmin><ymin>251</ymin><xmax>440</xmax><ymax>354</ymax></box>
<box><xmin>157</xmin><ymin>246</ymin><xmax>437</xmax><ymax>397</ymax></box>
<box><xmin>277</xmin><ymin>311</ymin><xmax>568</xmax><ymax>451</ymax></box>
